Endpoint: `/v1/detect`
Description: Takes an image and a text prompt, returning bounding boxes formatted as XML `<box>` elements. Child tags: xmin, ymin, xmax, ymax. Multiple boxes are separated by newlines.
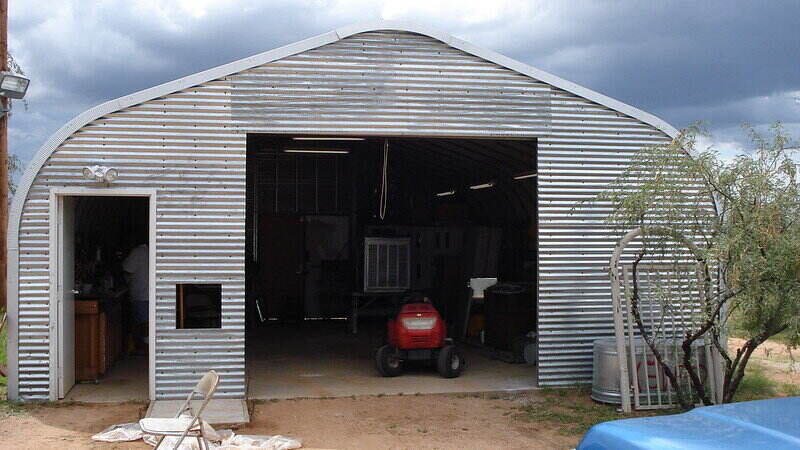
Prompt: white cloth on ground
<box><xmin>92</xmin><ymin>417</ymin><xmax>302</xmax><ymax>450</ymax></box>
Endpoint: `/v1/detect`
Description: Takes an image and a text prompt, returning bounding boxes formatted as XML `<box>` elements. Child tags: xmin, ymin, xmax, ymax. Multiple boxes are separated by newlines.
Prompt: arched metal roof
<box><xmin>9</xmin><ymin>21</ymin><xmax>678</xmax><ymax>243</ymax></box>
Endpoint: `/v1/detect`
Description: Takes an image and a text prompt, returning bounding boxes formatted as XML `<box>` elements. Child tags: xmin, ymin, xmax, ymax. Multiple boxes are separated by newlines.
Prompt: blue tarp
<box><xmin>577</xmin><ymin>397</ymin><xmax>800</xmax><ymax>450</ymax></box>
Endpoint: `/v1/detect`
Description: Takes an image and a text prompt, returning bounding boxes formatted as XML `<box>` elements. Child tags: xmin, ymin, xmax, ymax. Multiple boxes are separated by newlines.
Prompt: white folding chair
<box><xmin>140</xmin><ymin>370</ymin><xmax>220</xmax><ymax>450</ymax></box>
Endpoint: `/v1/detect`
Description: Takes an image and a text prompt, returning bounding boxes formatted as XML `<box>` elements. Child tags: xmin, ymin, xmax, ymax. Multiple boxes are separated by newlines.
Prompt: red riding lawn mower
<box><xmin>375</xmin><ymin>295</ymin><xmax>464</xmax><ymax>378</ymax></box>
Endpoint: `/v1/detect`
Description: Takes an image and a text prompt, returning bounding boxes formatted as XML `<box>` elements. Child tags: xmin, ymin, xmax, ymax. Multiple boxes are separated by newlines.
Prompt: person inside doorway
<box><xmin>123</xmin><ymin>241</ymin><xmax>149</xmax><ymax>353</ymax></box>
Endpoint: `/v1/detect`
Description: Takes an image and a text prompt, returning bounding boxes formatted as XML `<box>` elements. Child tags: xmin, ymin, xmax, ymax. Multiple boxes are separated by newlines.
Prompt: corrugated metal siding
<box><xmin>15</xmin><ymin>30</ymin><xmax>673</xmax><ymax>399</ymax></box>
<box><xmin>537</xmin><ymin>87</ymin><xmax>672</xmax><ymax>385</ymax></box>
<box><xmin>17</xmin><ymin>81</ymin><xmax>249</xmax><ymax>400</ymax></box>
<box><xmin>229</xmin><ymin>31</ymin><xmax>552</xmax><ymax>135</ymax></box>
<box><xmin>16</xmin><ymin>189</ymin><xmax>50</xmax><ymax>400</ymax></box>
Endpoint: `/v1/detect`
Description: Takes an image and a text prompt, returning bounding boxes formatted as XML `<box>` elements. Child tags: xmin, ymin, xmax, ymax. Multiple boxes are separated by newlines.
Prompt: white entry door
<box><xmin>57</xmin><ymin>196</ymin><xmax>76</xmax><ymax>398</ymax></box>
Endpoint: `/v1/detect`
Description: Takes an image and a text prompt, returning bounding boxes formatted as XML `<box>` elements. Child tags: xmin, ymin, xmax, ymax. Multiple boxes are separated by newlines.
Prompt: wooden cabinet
<box><xmin>75</xmin><ymin>299</ymin><xmax>122</xmax><ymax>382</ymax></box>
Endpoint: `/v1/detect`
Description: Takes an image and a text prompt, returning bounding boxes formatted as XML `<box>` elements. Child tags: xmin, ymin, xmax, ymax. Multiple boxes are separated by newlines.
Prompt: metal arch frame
<box><xmin>608</xmin><ymin>226</ymin><xmax>720</xmax><ymax>413</ymax></box>
<box><xmin>6</xmin><ymin>21</ymin><xmax>680</xmax><ymax>400</ymax></box>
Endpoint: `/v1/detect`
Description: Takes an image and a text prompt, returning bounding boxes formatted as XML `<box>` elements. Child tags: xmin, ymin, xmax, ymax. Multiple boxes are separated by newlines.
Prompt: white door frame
<box><xmin>48</xmin><ymin>187</ymin><xmax>157</xmax><ymax>401</ymax></box>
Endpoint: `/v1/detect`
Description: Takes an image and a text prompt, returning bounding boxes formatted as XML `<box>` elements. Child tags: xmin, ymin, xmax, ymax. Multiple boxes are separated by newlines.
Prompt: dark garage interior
<box><xmin>244</xmin><ymin>135</ymin><xmax>539</xmax><ymax>398</ymax></box>
<box><xmin>64</xmin><ymin>196</ymin><xmax>150</xmax><ymax>401</ymax></box>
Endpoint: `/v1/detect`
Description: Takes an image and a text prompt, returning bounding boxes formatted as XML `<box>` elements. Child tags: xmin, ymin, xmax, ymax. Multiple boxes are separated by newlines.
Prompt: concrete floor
<box><xmin>65</xmin><ymin>355</ymin><xmax>149</xmax><ymax>402</ymax></box>
<box><xmin>66</xmin><ymin>355</ymin><xmax>251</xmax><ymax>425</ymax></box>
<box><xmin>247</xmin><ymin>320</ymin><xmax>538</xmax><ymax>399</ymax></box>
<box><xmin>63</xmin><ymin>321</ymin><xmax>538</xmax><ymax>403</ymax></box>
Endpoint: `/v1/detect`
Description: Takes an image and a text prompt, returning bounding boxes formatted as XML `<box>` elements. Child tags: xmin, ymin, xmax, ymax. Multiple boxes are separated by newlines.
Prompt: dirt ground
<box><xmin>3</xmin><ymin>339</ymin><xmax>796</xmax><ymax>450</ymax></box>
<box><xmin>729</xmin><ymin>337</ymin><xmax>800</xmax><ymax>385</ymax></box>
<box><xmin>0</xmin><ymin>402</ymin><xmax>147</xmax><ymax>449</ymax></box>
<box><xmin>246</xmin><ymin>393</ymin><xmax>580</xmax><ymax>449</ymax></box>
<box><xmin>0</xmin><ymin>391</ymin><xmax>580</xmax><ymax>450</ymax></box>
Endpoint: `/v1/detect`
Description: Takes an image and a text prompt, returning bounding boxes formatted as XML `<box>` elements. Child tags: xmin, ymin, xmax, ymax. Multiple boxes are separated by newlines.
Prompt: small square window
<box><xmin>176</xmin><ymin>284</ymin><xmax>222</xmax><ymax>329</ymax></box>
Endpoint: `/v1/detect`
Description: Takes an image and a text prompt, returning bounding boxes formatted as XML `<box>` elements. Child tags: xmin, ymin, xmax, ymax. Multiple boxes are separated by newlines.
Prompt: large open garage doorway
<box><xmin>51</xmin><ymin>191</ymin><xmax>153</xmax><ymax>401</ymax></box>
<box><xmin>245</xmin><ymin>136</ymin><xmax>538</xmax><ymax>399</ymax></box>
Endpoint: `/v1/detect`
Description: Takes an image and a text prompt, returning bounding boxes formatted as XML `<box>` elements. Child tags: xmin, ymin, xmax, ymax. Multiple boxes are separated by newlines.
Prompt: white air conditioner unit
<box><xmin>363</xmin><ymin>237</ymin><xmax>410</xmax><ymax>292</ymax></box>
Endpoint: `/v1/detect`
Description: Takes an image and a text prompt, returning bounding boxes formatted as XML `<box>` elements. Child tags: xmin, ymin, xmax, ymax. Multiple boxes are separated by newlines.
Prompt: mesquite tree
<box><xmin>598</xmin><ymin>123</ymin><xmax>800</xmax><ymax>408</ymax></box>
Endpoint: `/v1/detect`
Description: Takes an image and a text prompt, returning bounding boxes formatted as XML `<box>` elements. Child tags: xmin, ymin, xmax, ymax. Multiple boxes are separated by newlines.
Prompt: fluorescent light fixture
<box><xmin>284</xmin><ymin>148</ymin><xmax>350</xmax><ymax>154</ymax></box>
<box><xmin>0</xmin><ymin>72</ymin><xmax>30</xmax><ymax>99</ymax></box>
<box><xmin>436</xmin><ymin>190</ymin><xmax>456</xmax><ymax>197</ymax></box>
<box><xmin>469</xmin><ymin>182</ymin><xmax>495</xmax><ymax>190</ymax></box>
<box><xmin>292</xmin><ymin>137</ymin><xmax>365</xmax><ymax>141</ymax></box>
<box><xmin>513</xmin><ymin>172</ymin><xmax>538</xmax><ymax>180</ymax></box>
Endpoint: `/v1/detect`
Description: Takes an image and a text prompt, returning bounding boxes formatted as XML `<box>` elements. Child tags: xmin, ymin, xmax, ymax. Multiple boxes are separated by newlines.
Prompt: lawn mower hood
<box><xmin>388</xmin><ymin>303</ymin><xmax>446</xmax><ymax>349</ymax></box>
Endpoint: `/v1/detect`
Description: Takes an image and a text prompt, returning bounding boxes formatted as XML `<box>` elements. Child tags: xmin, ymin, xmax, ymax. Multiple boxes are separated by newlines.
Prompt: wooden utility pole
<box><xmin>0</xmin><ymin>0</ymin><xmax>8</xmax><ymax>312</ymax></box>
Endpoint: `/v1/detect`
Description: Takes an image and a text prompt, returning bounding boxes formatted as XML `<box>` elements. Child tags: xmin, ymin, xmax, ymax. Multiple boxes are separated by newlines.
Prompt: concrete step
<box><xmin>145</xmin><ymin>398</ymin><xmax>250</xmax><ymax>426</ymax></box>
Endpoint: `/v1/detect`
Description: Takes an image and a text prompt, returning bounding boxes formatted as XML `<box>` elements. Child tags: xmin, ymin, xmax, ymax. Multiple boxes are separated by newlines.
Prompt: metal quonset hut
<box><xmin>6</xmin><ymin>21</ymin><xmax>677</xmax><ymax>402</ymax></box>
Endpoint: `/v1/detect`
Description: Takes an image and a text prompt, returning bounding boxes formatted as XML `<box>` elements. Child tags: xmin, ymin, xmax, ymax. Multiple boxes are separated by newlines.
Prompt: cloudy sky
<box><xmin>8</xmin><ymin>0</ymin><xmax>800</xmax><ymax>170</ymax></box>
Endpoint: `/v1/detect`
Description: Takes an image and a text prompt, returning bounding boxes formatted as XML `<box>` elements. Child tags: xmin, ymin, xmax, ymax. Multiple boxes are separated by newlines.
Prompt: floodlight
<box><xmin>82</xmin><ymin>165</ymin><xmax>119</xmax><ymax>183</ymax></box>
<box><xmin>82</xmin><ymin>166</ymin><xmax>96</xmax><ymax>180</ymax></box>
<box><xmin>104</xmin><ymin>168</ymin><xmax>119</xmax><ymax>183</ymax></box>
<box><xmin>0</xmin><ymin>72</ymin><xmax>30</xmax><ymax>100</ymax></box>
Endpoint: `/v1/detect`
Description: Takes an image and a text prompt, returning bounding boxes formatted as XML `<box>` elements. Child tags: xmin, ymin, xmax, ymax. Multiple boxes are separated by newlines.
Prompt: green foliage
<box><xmin>8</xmin><ymin>153</ymin><xmax>21</xmax><ymax>197</ymax></box>
<box><xmin>598</xmin><ymin>122</ymin><xmax>800</xmax><ymax>404</ymax></box>
<box><xmin>733</xmin><ymin>362</ymin><xmax>800</xmax><ymax>402</ymax></box>
<box><xmin>0</xmin><ymin>395</ymin><xmax>24</xmax><ymax>417</ymax></box>
<box><xmin>733</xmin><ymin>364</ymin><xmax>777</xmax><ymax>401</ymax></box>
<box><xmin>1</xmin><ymin>307</ymin><xmax>6</xmax><ymax>387</ymax></box>
<box><xmin>1</xmin><ymin>307</ymin><xmax>7</xmax><ymax>408</ymax></box>
<box><xmin>783</xmin><ymin>382</ymin><xmax>800</xmax><ymax>397</ymax></box>
<box><xmin>513</xmin><ymin>387</ymin><xmax>677</xmax><ymax>436</ymax></box>
<box><xmin>5</xmin><ymin>52</ymin><xmax>27</xmax><ymax>198</ymax></box>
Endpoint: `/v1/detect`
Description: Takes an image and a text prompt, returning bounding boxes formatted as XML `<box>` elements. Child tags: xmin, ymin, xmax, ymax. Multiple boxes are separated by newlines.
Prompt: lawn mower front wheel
<box><xmin>437</xmin><ymin>344</ymin><xmax>464</xmax><ymax>378</ymax></box>
<box><xmin>376</xmin><ymin>344</ymin><xmax>404</xmax><ymax>377</ymax></box>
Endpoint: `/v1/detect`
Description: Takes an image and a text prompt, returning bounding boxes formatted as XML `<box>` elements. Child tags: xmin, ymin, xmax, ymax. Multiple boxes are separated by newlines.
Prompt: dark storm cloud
<box><xmin>12</xmin><ymin>2</ymin><xmax>328</xmax><ymax>106</ymax></box>
<box><xmin>466</xmin><ymin>1</ymin><xmax>800</xmax><ymax>133</ymax></box>
<box><xmin>7</xmin><ymin>1</ymin><xmax>800</xmax><ymax>171</ymax></box>
<box><xmin>8</xmin><ymin>1</ymin><xmax>343</xmax><ymax>167</ymax></box>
